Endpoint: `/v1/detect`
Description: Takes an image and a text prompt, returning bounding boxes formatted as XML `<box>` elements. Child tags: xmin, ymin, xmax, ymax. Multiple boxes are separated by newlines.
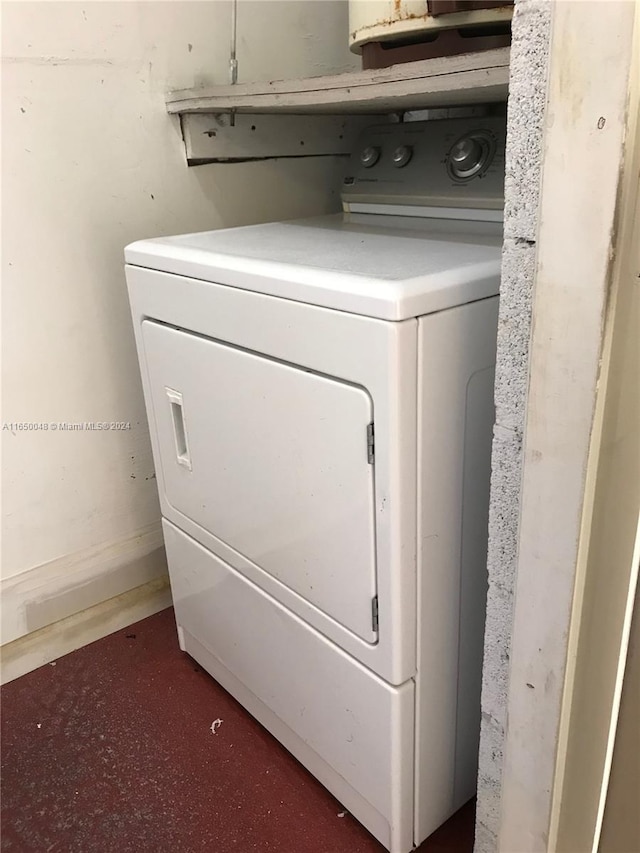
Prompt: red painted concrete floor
<box><xmin>1</xmin><ymin>607</ymin><xmax>475</xmax><ymax>853</ymax></box>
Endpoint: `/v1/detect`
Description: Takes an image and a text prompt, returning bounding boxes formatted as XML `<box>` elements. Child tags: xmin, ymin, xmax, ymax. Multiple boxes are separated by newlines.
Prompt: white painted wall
<box><xmin>1</xmin><ymin>1</ymin><xmax>357</xmax><ymax>655</ymax></box>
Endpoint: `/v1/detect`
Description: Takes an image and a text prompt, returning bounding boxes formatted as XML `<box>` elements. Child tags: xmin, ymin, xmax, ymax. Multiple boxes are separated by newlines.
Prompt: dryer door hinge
<box><xmin>372</xmin><ymin>595</ymin><xmax>379</xmax><ymax>633</ymax></box>
<box><xmin>366</xmin><ymin>422</ymin><xmax>375</xmax><ymax>465</ymax></box>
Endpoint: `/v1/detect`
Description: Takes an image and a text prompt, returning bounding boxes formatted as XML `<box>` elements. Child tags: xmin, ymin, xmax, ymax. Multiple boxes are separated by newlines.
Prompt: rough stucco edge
<box><xmin>474</xmin><ymin>2</ymin><xmax>552</xmax><ymax>852</ymax></box>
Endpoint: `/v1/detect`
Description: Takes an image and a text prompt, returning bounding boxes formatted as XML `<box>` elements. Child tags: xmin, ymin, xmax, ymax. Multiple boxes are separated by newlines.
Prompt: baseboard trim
<box><xmin>0</xmin><ymin>576</ymin><xmax>173</xmax><ymax>685</ymax></box>
<box><xmin>1</xmin><ymin>524</ymin><xmax>167</xmax><ymax>645</ymax></box>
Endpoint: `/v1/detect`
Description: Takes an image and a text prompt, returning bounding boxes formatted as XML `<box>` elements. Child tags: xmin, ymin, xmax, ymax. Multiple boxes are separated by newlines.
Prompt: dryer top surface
<box><xmin>125</xmin><ymin>213</ymin><xmax>502</xmax><ymax>321</ymax></box>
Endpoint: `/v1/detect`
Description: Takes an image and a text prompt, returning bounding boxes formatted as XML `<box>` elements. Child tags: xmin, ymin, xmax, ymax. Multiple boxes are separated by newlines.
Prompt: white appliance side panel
<box><xmin>163</xmin><ymin>520</ymin><xmax>415</xmax><ymax>853</ymax></box>
<box><xmin>127</xmin><ymin>266</ymin><xmax>418</xmax><ymax>686</ymax></box>
<box><xmin>454</xmin><ymin>363</ymin><xmax>496</xmax><ymax>807</ymax></box>
<box><xmin>142</xmin><ymin>321</ymin><xmax>377</xmax><ymax>643</ymax></box>
<box><xmin>414</xmin><ymin>296</ymin><xmax>499</xmax><ymax>843</ymax></box>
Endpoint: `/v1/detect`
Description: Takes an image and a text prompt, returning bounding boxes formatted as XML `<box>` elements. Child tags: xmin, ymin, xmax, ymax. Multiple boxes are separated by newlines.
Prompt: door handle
<box><xmin>165</xmin><ymin>388</ymin><xmax>192</xmax><ymax>470</ymax></box>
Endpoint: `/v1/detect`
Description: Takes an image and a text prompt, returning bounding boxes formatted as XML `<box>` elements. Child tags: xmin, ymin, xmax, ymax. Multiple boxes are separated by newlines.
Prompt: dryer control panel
<box><xmin>342</xmin><ymin>116</ymin><xmax>506</xmax><ymax>213</ymax></box>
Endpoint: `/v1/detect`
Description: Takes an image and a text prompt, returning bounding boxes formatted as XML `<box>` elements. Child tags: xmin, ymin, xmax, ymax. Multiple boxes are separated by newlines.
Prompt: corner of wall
<box><xmin>474</xmin><ymin>1</ymin><xmax>552</xmax><ymax>849</ymax></box>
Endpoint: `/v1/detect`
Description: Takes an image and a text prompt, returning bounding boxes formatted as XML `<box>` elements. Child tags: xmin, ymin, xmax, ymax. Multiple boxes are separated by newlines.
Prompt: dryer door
<box><xmin>142</xmin><ymin>320</ymin><xmax>378</xmax><ymax>643</ymax></box>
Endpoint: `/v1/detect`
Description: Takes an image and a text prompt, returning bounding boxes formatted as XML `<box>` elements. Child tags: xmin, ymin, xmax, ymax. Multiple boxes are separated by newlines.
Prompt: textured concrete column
<box><xmin>474</xmin><ymin>3</ymin><xmax>551</xmax><ymax>850</ymax></box>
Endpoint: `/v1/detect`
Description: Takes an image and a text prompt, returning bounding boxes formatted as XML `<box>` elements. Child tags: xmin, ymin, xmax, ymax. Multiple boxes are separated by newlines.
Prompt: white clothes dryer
<box><xmin>126</xmin><ymin>116</ymin><xmax>505</xmax><ymax>853</ymax></box>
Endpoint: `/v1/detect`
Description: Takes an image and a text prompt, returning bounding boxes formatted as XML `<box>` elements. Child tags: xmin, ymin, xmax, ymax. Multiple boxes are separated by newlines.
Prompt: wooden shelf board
<box><xmin>167</xmin><ymin>48</ymin><xmax>510</xmax><ymax>116</ymax></box>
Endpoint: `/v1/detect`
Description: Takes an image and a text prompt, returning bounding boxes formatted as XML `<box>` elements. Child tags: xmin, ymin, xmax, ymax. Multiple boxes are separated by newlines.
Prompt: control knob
<box><xmin>391</xmin><ymin>145</ymin><xmax>413</xmax><ymax>168</ymax></box>
<box><xmin>447</xmin><ymin>131</ymin><xmax>495</xmax><ymax>180</ymax></box>
<box><xmin>360</xmin><ymin>146</ymin><xmax>381</xmax><ymax>168</ymax></box>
